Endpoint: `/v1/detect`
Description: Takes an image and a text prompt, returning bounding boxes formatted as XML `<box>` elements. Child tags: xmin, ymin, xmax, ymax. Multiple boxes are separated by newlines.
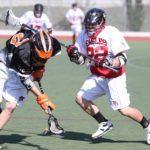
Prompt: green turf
<box><xmin>0</xmin><ymin>39</ymin><xmax>150</xmax><ymax>150</ymax></box>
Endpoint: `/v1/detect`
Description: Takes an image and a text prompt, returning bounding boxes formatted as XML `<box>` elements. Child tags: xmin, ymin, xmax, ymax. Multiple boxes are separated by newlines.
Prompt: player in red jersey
<box><xmin>67</xmin><ymin>8</ymin><xmax>150</xmax><ymax>144</ymax></box>
<box><xmin>5</xmin><ymin>4</ymin><xmax>52</xmax><ymax>33</ymax></box>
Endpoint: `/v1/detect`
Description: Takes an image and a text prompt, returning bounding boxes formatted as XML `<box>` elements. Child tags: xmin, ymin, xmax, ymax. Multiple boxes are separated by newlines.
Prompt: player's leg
<box><xmin>76</xmin><ymin>95</ymin><xmax>113</xmax><ymax>139</ymax></box>
<box><xmin>72</xmin><ymin>33</ymin><xmax>76</xmax><ymax>44</ymax></box>
<box><xmin>118</xmin><ymin>107</ymin><xmax>150</xmax><ymax>144</ymax></box>
<box><xmin>73</xmin><ymin>25</ymin><xmax>81</xmax><ymax>44</ymax></box>
<box><xmin>0</xmin><ymin>70</ymin><xmax>28</xmax><ymax>129</ymax></box>
<box><xmin>0</xmin><ymin>63</ymin><xmax>9</xmax><ymax>114</ymax></box>
<box><xmin>108</xmin><ymin>73</ymin><xmax>150</xmax><ymax>144</ymax></box>
<box><xmin>76</xmin><ymin>75</ymin><xmax>113</xmax><ymax>139</ymax></box>
<box><xmin>0</xmin><ymin>101</ymin><xmax>16</xmax><ymax>129</ymax></box>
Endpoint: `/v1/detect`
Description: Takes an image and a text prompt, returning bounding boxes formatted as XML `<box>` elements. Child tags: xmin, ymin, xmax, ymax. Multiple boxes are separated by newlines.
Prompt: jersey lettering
<box><xmin>86</xmin><ymin>38</ymin><xmax>108</xmax><ymax>63</ymax></box>
<box><xmin>10</xmin><ymin>33</ymin><xmax>29</xmax><ymax>47</ymax></box>
<box><xmin>30</xmin><ymin>24</ymin><xmax>42</xmax><ymax>30</ymax></box>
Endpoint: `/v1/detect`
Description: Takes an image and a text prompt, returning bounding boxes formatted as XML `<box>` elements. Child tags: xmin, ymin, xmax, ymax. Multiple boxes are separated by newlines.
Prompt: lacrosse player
<box><xmin>0</xmin><ymin>25</ymin><xmax>64</xmax><ymax>134</ymax></box>
<box><xmin>67</xmin><ymin>8</ymin><xmax>150</xmax><ymax>144</ymax></box>
<box><xmin>66</xmin><ymin>3</ymin><xmax>84</xmax><ymax>44</ymax></box>
<box><xmin>6</xmin><ymin>3</ymin><xmax>52</xmax><ymax>33</ymax></box>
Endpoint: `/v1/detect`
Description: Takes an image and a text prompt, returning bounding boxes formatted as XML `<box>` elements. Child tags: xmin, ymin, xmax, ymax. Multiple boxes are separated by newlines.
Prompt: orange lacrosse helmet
<box><xmin>33</xmin><ymin>30</ymin><xmax>53</xmax><ymax>60</ymax></box>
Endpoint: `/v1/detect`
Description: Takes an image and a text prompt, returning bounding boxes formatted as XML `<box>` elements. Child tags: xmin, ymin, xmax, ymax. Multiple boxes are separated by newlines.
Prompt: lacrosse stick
<box><xmin>0</xmin><ymin>10</ymin><xmax>117</xmax><ymax>73</ymax></box>
<box><xmin>59</xmin><ymin>42</ymin><xmax>118</xmax><ymax>73</ymax></box>
<box><xmin>37</xmin><ymin>78</ymin><xmax>64</xmax><ymax>135</ymax></box>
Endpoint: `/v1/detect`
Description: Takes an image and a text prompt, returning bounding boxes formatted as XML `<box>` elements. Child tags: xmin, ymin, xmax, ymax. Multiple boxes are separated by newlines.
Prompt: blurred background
<box><xmin>0</xmin><ymin>0</ymin><xmax>150</xmax><ymax>32</ymax></box>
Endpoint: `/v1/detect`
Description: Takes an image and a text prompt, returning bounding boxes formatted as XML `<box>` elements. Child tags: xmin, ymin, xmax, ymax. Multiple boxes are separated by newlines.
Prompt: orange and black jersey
<box><xmin>5</xmin><ymin>29</ymin><xmax>61</xmax><ymax>75</ymax></box>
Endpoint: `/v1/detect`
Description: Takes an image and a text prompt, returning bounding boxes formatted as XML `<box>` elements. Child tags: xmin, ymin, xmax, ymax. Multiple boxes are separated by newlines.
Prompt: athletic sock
<box><xmin>0</xmin><ymin>105</ymin><xmax>2</xmax><ymax>113</ymax></box>
<box><xmin>93</xmin><ymin>111</ymin><xmax>108</xmax><ymax>123</ymax></box>
<box><xmin>140</xmin><ymin>116</ymin><xmax>149</xmax><ymax>128</ymax></box>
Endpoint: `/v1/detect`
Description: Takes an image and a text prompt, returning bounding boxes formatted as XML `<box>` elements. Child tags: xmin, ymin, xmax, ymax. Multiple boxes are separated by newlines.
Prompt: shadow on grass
<box><xmin>0</xmin><ymin>130</ymin><xmax>147</xmax><ymax>148</ymax></box>
<box><xmin>60</xmin><ymin>131</ymin><xmax>147</xmax><ymax>145</ymax></box>
<box><xmin>0</xmin><ymin>134</ymin><xmax>49</xmax><ymax>150</ymax></box>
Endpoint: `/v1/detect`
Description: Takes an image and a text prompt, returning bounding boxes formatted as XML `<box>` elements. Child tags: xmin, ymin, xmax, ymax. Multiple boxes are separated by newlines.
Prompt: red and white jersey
<box><xmin>20</xmin><ymin>11</ymin><xmax>52</xmax><ymax>31</ymax></box>
<box><xmin>75</xmin><ymin>26</ymin><xmax>130</xmax><ymax>78</ymax></box>
<box><xmin>66</xmin><ymin>8</ymin><xmax>84</xmax><ymax>26</ymax></box>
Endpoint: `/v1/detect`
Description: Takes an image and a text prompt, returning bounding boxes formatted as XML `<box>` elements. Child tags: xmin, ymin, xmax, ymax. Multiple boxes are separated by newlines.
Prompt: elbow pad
<box><xmin>20</xmin><ymin>76</ymin><xmax>34</xmax><ymax>90</ymax></box>
<box><xmin>116</xmin><ymin>53</ymin><xmax>127</xmax><ymax>67</ymax></box>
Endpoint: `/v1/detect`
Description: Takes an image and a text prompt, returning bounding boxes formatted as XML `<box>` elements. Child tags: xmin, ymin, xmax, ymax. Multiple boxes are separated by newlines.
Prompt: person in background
<box><xmin>67</xmin><ymin>8</ymin><xmax>150</xmax><ymax>144</ymax></box>
<box><xmin>20</xmin><ymin>3</ymin><xmax>53</xmax><ymax>32</ymax></box>
<box><xmin>5</xmin><ymin>4</ymin><xmax>52</xmax><ymax>33</ymax></box>
<box><xmin>66</xmin><ymin>2</ymin><xmax>84</xmax><ymax>44</ymax></box>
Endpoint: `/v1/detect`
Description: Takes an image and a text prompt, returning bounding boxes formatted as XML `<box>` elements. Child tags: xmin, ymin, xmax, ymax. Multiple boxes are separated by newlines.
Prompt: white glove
<box><xmin>5</xmin><ymin>9</ymin><xmax>21</xmax><ymax>27</ymax></box>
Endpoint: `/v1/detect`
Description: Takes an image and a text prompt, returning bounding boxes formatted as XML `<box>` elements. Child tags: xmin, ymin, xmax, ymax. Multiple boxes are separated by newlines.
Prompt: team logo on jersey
<box><xmin>111</xmin><ymin>100</ymin><xmax>118</xmax><ymax>107</ymax></box>
<box><xmin>18</xmin><ymin>96</ymin><xmax>25</xmax><ymax>102</ymax></box>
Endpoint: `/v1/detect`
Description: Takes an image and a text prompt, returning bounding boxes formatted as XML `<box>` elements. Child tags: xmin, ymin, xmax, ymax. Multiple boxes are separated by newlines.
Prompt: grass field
<box><xmin>0</xmin><ymin>38</ymin><xmax>150</xmax><ymax>150</ymax></box>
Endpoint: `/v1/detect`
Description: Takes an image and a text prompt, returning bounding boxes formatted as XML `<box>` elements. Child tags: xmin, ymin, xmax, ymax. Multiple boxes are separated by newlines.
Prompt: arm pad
<box><xmin>116</xmin><ymin>52</ymin><xmax>127</xmax><ymax>67</ymax></box>
<box><xmin>20</xmin><ymin>76</ymin><xmax>34</xmax><ymax>90</ymax></box>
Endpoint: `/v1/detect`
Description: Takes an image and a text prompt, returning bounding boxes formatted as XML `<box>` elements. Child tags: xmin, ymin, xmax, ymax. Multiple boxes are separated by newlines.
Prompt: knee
<box><xmin>75</xmin><ymin>95</ymin><xmax>83</xmax><ymax>105</ymax></box>
<box><xmin>4</xmin><ymin>102</ymin><xmax>16</xmax><ymax>114</ymax></box>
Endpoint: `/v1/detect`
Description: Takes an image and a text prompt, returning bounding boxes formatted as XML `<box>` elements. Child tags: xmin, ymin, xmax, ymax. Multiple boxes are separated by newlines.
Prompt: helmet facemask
<box><xmin>32</xmin><ymin>30</ymin><xmax>53</xmax><ymax>64</ymax></box>
<box><xmin>85</xmin><ymin>20</ymin><xmax>105</xmax><ymax>37</ymax></box>
<box><xmin>84</xmin><ymin>8</ymin><xmax>106</xmax><ymax>38</ymax></box>
<box><xmin>34</xmin><ymin>4</ymin><xmax>43</xmax><ymax>18</ymax></box>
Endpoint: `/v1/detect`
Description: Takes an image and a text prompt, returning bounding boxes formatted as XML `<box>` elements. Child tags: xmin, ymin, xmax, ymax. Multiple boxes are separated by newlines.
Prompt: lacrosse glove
<box><xmin>100</xmin><ymin>57</ymin><xmax>113</xmax><ymax>68</ymax></box>
<box><xmin>37</xmin><ymin>94</ymin><xmax>56</xmax><ymax>113</ymax></box>
<box><xmin>67</xmin><ymin>45</ymin><xmax>80</xmax><ymax>63</ymax></box>
<box><xmin>32</xmin><ymin>68</ymin><xmax>45</xmax><ymax>81</ymax></box>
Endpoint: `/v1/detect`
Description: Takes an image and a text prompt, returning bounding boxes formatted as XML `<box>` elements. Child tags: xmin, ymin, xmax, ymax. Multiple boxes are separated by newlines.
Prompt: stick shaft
<box><xmin>37</xmin><ymin>79</ymin><xmax>52</xmax><ymax>114</ymax></box>
<box><xmin>59</xmin><ymin>42</ymin><xmax>118</xmax><ymax>73</ymax></box>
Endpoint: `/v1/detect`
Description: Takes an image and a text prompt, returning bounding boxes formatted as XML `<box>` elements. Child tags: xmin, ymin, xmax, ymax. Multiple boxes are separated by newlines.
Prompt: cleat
<box><xmin>145</xmin><ymin>120</ymin><xmax>150</xmax><ymax>144</ymax></box>
<box><xmin>92</xmin><ymin>120</ymin><xmax>113</xmax><ymax>139</ymax></box>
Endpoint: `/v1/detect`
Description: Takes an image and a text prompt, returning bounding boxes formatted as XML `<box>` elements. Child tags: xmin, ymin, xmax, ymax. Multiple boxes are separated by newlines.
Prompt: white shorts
<box><xmin>2</xmin><ymin>69</ymin><xmax>28</xmax><ymax>107</ymax></box>
<box><xmin>77</xmin><ymin>73</ymin><xmax>130</xmax><ymax>110</ymax></box>
<box><xmin>71</xmin><ymin>24</ymin><xmax>82</xmax><ymax>33</ymax></box>
<box><xmin>0</xmin><ymin>63</ymin><xmax>8</xmax><ymax>103</ymax></box>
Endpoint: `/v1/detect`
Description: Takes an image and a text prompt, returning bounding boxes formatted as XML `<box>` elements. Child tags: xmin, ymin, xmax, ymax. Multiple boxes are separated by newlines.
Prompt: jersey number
<box><xmin>10</xmin><ymin>33</ymin><xmax>29</xmax><ymax>47</ymax></box>
<box><xmin>87</xmin><ymin>45</ymin><xmax>108</xmax><ymax>62</ymax></box>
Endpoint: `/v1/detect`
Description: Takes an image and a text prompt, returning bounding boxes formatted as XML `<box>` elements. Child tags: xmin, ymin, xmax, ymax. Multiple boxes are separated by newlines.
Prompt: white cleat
<box><xmin>145</xmin><ymin>121</ymin><xmax>150</xmax><ymax>144</ymax></box>
<box><xmin>92</xmin><ymin>120</ymin><xmax>113</xmax><ymax>139</ymax></box>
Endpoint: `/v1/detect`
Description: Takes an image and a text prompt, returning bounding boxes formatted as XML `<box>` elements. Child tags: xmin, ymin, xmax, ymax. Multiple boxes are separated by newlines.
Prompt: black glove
<box><xmin>67</xmin><ymin>45</ymin><xmax>80</xmax><ymax>63</ymax></box>
<box><xmin>100</xmin><ymin>57</ymin><xmax>113</xmax><ymax>68</ymax></box>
